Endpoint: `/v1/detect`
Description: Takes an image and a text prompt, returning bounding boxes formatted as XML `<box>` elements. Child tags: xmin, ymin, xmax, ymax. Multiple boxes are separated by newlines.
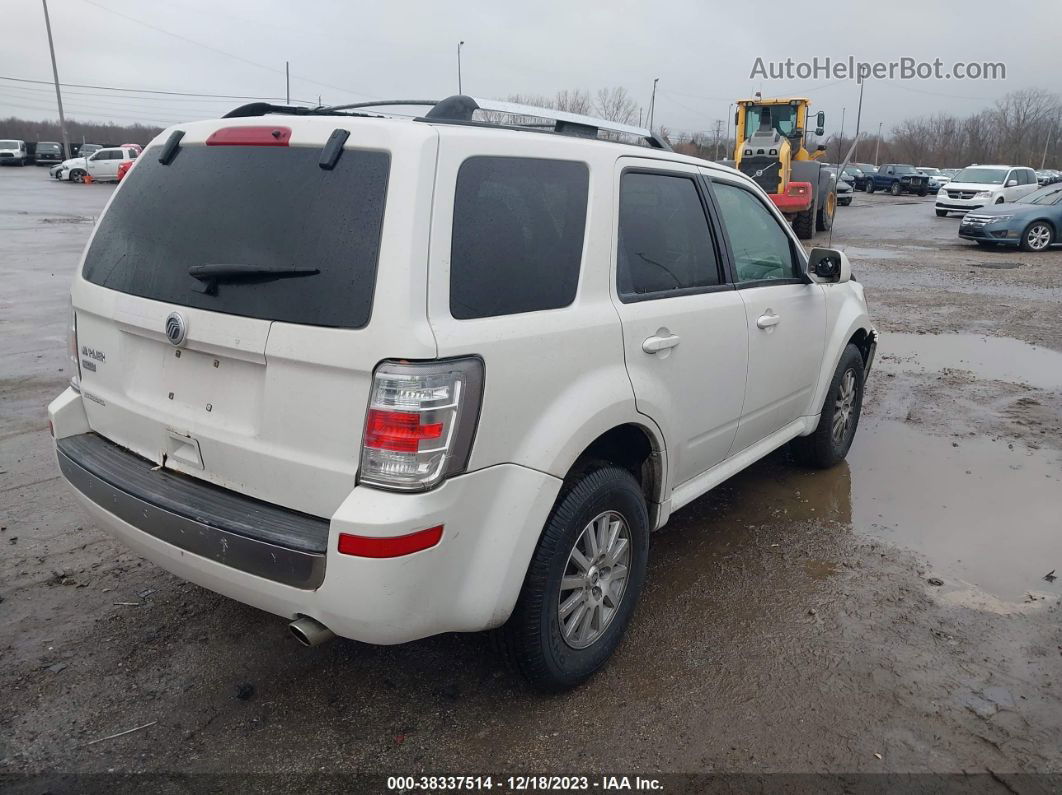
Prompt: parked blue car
<box><xmin>958</xmin><ymin>184</ymin><xmax>1062</xmax><ymax>251</ymax></box>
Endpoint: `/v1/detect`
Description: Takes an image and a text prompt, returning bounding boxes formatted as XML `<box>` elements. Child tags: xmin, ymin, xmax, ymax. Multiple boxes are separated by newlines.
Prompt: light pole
<box><xmin>853</xmin><ymin>79</ymin><xmax>864</xmax><ymax>161</ymax></box>
<box><xmin>457</xmin><ymin>41</ymin><xmax>464</xmax><ymax>95</ymax></box>
<box><xmin>648</xmin><ymin>78</ymin><xmax>659</xmax><ymax>130</ymax></box>
<box><xmin>838</xmin><ymin>106</ymin><xmax>846</xmax><ymax>162</ymax></box>
<box><xmin>41</xmin><ymin>0</ymin><xmax>69</xmax><ymax>158</ymax></box>
<box><xmin>874</xmin><ymin>121</ymin><xmax>883</xmax><ymax>165</ymax></box>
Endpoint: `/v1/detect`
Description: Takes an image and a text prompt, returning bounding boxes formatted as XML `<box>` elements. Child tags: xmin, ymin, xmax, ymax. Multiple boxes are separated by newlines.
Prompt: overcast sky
<box><xmin>2</xmin><ymin>0</ymin><xmax>1060</xmax><ymax>139</ymax></box>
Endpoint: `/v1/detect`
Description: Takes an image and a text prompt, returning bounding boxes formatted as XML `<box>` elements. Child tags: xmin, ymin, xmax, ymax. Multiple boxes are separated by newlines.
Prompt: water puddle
<box><xmin>879</xmin><ymin>333</ymin><xmax>1062</xmax><ymax>391</ymax></box>
<box><xmin>839</xmin><ymin>245</ymin><xmax>903</xmax><ymax>260</ymax></box>
<box><xmin>845</xmin><ymin>422</ymin><xmax>1061</xmax><ymax>603</ymax></box>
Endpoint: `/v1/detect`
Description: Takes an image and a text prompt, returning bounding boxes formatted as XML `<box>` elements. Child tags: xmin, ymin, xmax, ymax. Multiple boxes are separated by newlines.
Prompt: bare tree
<box><xmin>594</xmin><ymin>87</ymin><xmax>637</xmax><ymax>125</ymax></box>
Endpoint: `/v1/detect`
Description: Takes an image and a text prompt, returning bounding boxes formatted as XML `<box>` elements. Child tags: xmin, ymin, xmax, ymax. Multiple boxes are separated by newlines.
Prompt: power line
<box><xmin>0</xmin><ymin>74</ymin><xmax>311</xmax><ymax>103</ymax></box>
<box><xmin>75</xmin><ymin>0</ymin><xmax>375</xmax><ymax>100</ymax></box>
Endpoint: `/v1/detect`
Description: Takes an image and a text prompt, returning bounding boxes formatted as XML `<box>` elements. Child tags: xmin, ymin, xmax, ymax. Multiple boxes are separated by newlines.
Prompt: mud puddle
<box><xmin>880</xmin><ymin>333</ymin><xmax>1062</xmax><ymax>390</ymax></box>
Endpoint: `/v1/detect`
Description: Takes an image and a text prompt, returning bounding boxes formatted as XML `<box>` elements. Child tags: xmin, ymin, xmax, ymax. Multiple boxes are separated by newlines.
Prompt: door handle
<box><xmin>642</xmin><ymin>333</ymin><xmax>681</xmax><ymax>354</ymax></box>
<box><xmin>756</xmin><ymin>312</ymin><xmax>781</xmax><ymax>330</ymax></box>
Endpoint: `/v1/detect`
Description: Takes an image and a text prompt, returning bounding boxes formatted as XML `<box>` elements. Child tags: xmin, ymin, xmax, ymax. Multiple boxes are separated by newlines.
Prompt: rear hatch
<box><xmin>71</xmin><ymin>119</ymin><xmax>437</xmax><ymax>518</ymax></box>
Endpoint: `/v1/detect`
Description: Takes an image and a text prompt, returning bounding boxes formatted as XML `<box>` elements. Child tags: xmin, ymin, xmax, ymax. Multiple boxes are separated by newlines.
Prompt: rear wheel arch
<box><xmin>562</xmin><ymin>423</ymin><xmax>665</xmax><ymax>527</ymax></box>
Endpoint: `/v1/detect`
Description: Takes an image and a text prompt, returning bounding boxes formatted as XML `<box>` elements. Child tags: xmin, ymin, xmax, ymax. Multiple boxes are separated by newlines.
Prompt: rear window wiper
<box><xmin>189</xmin><ymin>264</ymin><xmax>320</xmax><ymax>294</ymax></box>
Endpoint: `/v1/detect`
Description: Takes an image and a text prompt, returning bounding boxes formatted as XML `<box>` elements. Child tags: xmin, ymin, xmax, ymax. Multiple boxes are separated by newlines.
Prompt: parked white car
<box><xmin>917</xmin><ymin>167</ymin><xmax>950</xmax><ymax>191</ymax></box>
<box><xmin>0</xmin><ymin>138</ymin><xmax>28</xmax><ymax>166</ymax></box>
<box><xmin>56</xmin><ymin>146</ymin><xmax>138</xmax><ymax>182</ymax></box>
<box><xmin>935</xmin><ymin>165</ymin><xmax>1040</xmax><ymax>216</ymax></box>
<box><xmin>49</xmin><ymin>97</ymin><xmax>876</xmax><ymax>690</ymax></box>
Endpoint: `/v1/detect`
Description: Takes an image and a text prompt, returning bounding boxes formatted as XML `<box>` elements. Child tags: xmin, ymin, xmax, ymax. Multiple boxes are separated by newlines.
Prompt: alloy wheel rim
<box><xmin>832</xmin><ymin>369</ymin><xmax>857</xmax><ymax>444</ymax></box>
<box><xmin>558</xmin><ymin>510</ymin><xmax>631</xmax><ymax>650</ymax></box>
<box><xmin>1028</xmin><ymin>225</ymin><xmax>1051</xmax><ymax>250</ymax></box>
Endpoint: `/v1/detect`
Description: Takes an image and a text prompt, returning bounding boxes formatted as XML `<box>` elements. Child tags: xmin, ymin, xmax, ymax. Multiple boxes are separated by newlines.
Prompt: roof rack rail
<box><xmin>323</xmin><ymin>95</ymin><xmax>671</xmax><ymax>150</ymax></box>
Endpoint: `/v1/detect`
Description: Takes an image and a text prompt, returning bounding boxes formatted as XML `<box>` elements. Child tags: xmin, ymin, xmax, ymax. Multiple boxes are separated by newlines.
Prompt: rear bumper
<box><xmin>49</xmin><ymin>389</ymin><xmax>562</xmax><ymax>644</ymax></box>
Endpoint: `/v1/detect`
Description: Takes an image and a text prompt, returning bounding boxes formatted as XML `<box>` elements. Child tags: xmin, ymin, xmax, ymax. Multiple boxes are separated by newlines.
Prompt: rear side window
<box><xmin>82</xmin><ymin>144</ymin><xmax>390</xmax><ymax>329</ymax></box>
<box><xmin>450</xmin><ymin>156</ymin><xmax>588</xmax><ymax>319</ymax></box>
<box><xmin>617</xmin><ymin>172</ymin><xmax>722</xmax><ymax>299</ymax></box>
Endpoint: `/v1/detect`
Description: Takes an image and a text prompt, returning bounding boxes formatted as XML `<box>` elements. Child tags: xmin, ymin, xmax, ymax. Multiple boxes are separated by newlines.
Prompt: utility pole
<box><xmin>853</xmin><ymin>79</ymin><xmax>865</xmax><ymax>161</ymax></box>
<box><xmin>457</xmin><ymin>41</ymin><xmax>464</xmax><ymax>94</ymax></box>
<box><xmin>838</xmin><ymin>106</ymin><xmax>846</xmax><ymax>163</ymax></box>
<box><xmin>1042</xmin><ymin>112</ymin><xmax>1059</xmax><ymax>169</ymax></box>
<box><xmin>41</xmin><ymin>0</ymin><xmax>69</xmax><ymax>158</ymax></box>
<box><xmin>713</xmin><ymin>118</ymin><xmax>724</xmax><ymax>160</ymax></box>
<box><xmin>285</xmin><ymin>61</ymin><xmax>290</xmax><ymax>104</ymax></box>
<box><xmin>648</xmin><ymin>78</ymin><xmax>659</xmax><ymax>130</ymax></box>
<box><xmin>874</xmin><ymin>121</ymin><xmax>883</xmax><ymax>165</ymax></box>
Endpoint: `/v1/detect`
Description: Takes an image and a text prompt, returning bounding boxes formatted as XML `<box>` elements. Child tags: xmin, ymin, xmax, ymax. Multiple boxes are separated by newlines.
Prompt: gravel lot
<box><xmin>1</xmin><ymin>166</ymin><xmax>1060</xmax><ymax>789</ymax></box>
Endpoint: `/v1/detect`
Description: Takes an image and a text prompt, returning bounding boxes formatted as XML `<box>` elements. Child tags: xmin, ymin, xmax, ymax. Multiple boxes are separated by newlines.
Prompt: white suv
<box><xmin>935</xmin><ymin>165</ymin><xmax>1040</xmax><ymax>216</ymax></box>
<box><xmin>49</xmin><ymin>97</ymin><xmax>876</xmax><ymax>690</ymax></box>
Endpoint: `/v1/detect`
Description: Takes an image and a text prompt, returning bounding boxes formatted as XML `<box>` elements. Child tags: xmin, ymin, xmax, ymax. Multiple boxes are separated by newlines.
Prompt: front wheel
<box><xmin>890</xmin><ymin>182</ymin><xmax>902</xmax><ymax>197</ymax></box>
<box><xmin>866</xmin><ymin>182</ymin><xmax>876</xmax><ymax>194</ymax></box>
<box><xmin>917</xmin><ymin>188</ymin><xmax>928</xmax><ymax>197</ymax></box>
<box><xmin>499</xmin><ymin>466</ymin><xmax>649</xmax><ymax>691</ymax></box>
<box><xmin>790</xmin><ymin>344</ymin><xmax>865</xmax><ymax>469</ymax></box>
<box><xmin>68</xmin><ymin>169</ymin><xmax>86</xmax><ymax>183</ymax></box>
<box><xmin>1020</xmin><ymin>221</ymin><xmax>1054</xmax><ymax>252</ymax></box>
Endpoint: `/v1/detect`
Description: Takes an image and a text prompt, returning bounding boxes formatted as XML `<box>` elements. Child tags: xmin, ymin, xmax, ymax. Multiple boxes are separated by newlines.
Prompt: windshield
<box><xmin>38</xmin><ymin>143</ymin><xmax>61</xmax><ymax>152</ymax></box>
<box><xmin>953</xmin><ymin>167</ymin><xmax>1008</xmax><ymax>185</ymax></box>
<box><xmin>0</xmin><ymin>140</ymin><xmax>19</xmax><ymax>148</ymax></box>
<box><xmin>843</xmin><ymin>167</ymin><xmax>862</xmax><ymax>177</ymax></box>
<box><xmin>1020</xmin><ymin>186</ymin><xmax>1062</xmax><ymax>205</ymax></box>
<box><xmin>745</xmin><ymin>105</ymin><xmax>798</xmax><ymax>138</ymax></box>
<box><xmin>891</xmin><ymin>165</ymin><xmax>919</xmax><ymax>175</ymax></box>
<box><xmin>919</xmin><ymin>168</ymin><xmax>941</xmax><ymax>175</ymax></box>
<box><xmin>82</xmin><ymin>144</ymin><xmax>391</xmax><ymax>329</ymax></box>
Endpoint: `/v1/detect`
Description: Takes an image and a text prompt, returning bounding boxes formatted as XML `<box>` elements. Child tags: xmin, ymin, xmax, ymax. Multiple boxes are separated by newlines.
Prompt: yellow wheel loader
<box><xmin>731</xmin><ymin>96</ymin><xmax>837</xmax><ymax>239</ymax></box>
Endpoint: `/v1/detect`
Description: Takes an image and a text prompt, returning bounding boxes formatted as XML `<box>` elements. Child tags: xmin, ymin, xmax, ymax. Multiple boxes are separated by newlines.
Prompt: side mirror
<box><xmin>808</xmin><ymin>247</ymin><xmax>852</xmax><ymax>284</ymax></box>
<box><xmin>816</xmin><ymin>111</ymin><xmax>825</xmax><ymax>127</ymax></box>
<box><xmin>815</xmin><ymin>127</ymin><xmax>825</xmax><ymax>136</ymax></box>
<box><xmin>1006</xmin><ymin>179</ymin><xmax>1017</xmax><ymax>187</ymax></box>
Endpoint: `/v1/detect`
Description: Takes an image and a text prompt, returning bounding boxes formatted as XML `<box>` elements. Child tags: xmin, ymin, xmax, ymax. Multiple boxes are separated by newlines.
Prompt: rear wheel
<box><xmin>791</xmin><ymin>344</ymin><xmax>865</xmax><ymax>469</ymax></box>
<box><xmin>816</xmin><ymin>190</ymin><xmax>836</xmax><ymax>231</ymax></box>
<box><xmin>890</xmin><ymin>182</ymin><xmax>902</xmax><ymax>197</ymax></box>
<box><xmin>499</xmin><ymin>466</ymin><xmax>649</xmax><ymax>691</ymax></box>
<box><xmin>1020</xmin><ymin>221</ymin><xmax>1054</xmax><ymax>252</ymax></box>
<box><xmin>935</xmin><ymin>209</ymin><xmax>949</xmax><ymax>217</ymax></box>
<box><xmin>793</xmin><ymin>207</ymin><xmax>815</xmax><ymax>239</ymax></box>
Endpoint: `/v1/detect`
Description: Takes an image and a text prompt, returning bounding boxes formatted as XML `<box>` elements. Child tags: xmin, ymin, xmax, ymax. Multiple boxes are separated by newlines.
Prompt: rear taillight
<box><xmin>68</xmin><ymin>309</ymin><xmax>81</xmax><ymax>392</ymax></box>
<box><xmin>359</xmin><ymin>358</ymin><xmax>484</xmax><ymax>491</ymax></box>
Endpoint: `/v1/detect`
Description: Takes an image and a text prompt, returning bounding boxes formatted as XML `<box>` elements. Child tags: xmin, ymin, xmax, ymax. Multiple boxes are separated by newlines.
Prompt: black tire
<box><xmin>890</xmin><ymin>182</ymin><xmax>902</xmax><ymax>197</ymax></box>
<box><xmin>1019</xmin><ymin>220</ymin><xmax>1054</xmax><ymax>252</ymax></box>
<box><xmin>838</xmin><ymin>198</ymin><xmax>851</xmax><ymax>206</ymax></box>
<box><xmin>792</xmin><ymin>208</ymin><xmax>815</xmax><ymax>239</ymax></box>
<box><xmin>69</xmin><ymin>169</ymin><xmax>86</xmax><ymax>183</ymax></box>
<box><xmin>935</xmin><ymin>209</ymin><xmax>949</xmax><ymax>217</ymax></box>
<box><xmin>918</xmin><ymin>188</ymin><xmax>928</xmax><ymax>197</ymax></box>
<box><xmin>816</xmin><ymin>191</ymin><xmax>836</xmax><ymax>232</ymax></box>
<box><xmin>498</xmin><ymin>466</ymin><xmax>649</xmax><ymax>691</ymax></box>
<box><xmin>866</xmin><ymin>182</ymin><xmax>876</xmax><ymax>194</ymax></box>
<box><xmin>790</xmin><ymin>344</ymin><xmax>865</xmax><ymax>469</ymax></box>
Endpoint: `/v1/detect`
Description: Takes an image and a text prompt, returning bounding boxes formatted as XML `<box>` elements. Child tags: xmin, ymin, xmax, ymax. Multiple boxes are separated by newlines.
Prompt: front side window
<box><xmin>616</xmin><ymin>172</ymin><xmax>721</xmax><ymax>299</ymax></box>
<box><xmin>450</xmin><ymin>156</ymin><xmax>588</xmax><ymax>319</ymax></box>
<box><xmin>713</xmin><ymin>182</ymin><xmax>798</xmax><ymax>283</ymax></box>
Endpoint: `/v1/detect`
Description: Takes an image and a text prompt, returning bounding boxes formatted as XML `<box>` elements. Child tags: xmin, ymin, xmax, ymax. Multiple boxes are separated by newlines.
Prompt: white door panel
<box><xmin>732</xmin><ymin>283</ymin><xmax>826</xmax><ymax>452</ymax></box>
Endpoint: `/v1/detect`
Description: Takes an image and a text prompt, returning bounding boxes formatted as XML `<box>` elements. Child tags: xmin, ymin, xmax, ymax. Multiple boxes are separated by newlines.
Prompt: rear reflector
<box><xmin>206</xmin><ymin>126</ymin><xmax>291</xmax><ymax>147</ymax></box>
<box><xmin>337</xmin><ymin>525</ymin><xmax>444</xmax><ymax>558</ymax></box>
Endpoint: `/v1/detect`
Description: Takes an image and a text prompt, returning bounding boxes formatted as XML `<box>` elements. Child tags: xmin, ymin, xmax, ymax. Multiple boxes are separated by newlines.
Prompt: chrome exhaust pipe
<box><xmin>289</xmin><ymin>616</ymin><xmax>335</xmax><ymax>647</ymax></box>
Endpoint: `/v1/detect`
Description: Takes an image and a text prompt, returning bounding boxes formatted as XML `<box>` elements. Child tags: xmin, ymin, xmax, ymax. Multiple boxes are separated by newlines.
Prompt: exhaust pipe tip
<box><xmin>289</xmin><ymin>616</ymin><xmax>335</xmax><ymax>647</ymax></box>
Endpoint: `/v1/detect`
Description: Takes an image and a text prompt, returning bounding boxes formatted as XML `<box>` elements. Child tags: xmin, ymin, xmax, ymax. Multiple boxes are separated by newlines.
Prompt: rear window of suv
<box><xmin>82</xmin><ymin>144</ymin><xmax>390</xmax><ymax>329</ymax></box>
<box><xmin>450</xmin><ymin>156</ymin><xmax>589</xmax><ymax>319</ymax></box>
